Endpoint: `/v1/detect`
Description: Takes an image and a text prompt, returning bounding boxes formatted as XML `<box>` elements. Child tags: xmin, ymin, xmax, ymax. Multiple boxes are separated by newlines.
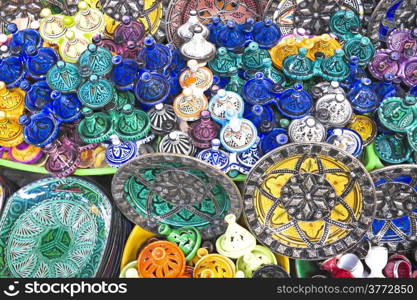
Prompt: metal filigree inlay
<box><xmin>367</xmin><ymin>0</ymin><xmax>403</xmax><ymax>46</ymax></box>
<box><xmin>264</xmin><ymin>0</ymin><xmax>363</xmax><ymax>35</ymax></box>
<box><xmin>376</xmin><ymin>183</ymin><xmax>417</xmax><ymax>219</ymax></box>
<box><xmin>0</xmin><ymin>0</ymin><xmax>42</xmax><ymax>23</ymax></box>
<box><xmin>368</xmin><ymin>165</ymin><xmax>417</xmax><ymax>252</ymax></box>
<box><xmin>0</xmin><ymin>0</ymin><xmax>42</xmax><ymax>32</ymax></box>
<box><xmin>281</xmin><ymin>173</ymin><xmax>338</xmax><ymax>221</ymax></box>
<box><xmin>98</xmin><ymin>0</ymin><xmax>164</xmax><ymax>38</ymax></box>
<box><xmin>112</xmin><ymin>153</ymin><xmax>242</xmax><ymax>239</ymax></box>
<box><xmin>243</xmin><ymin>143</ymin><xmax>376</xmax><ymax>260</ymax></box>
<box><xmin>99</xmin><ymin>0</ymin><xmax>162</xmax><ymax>22</ymax></box>
<box><xmin>395</xmin><ymin>0</ymin><xmax>417</xmax><ymax>29</ymax></box>
<box><xmin>293</xmin><ymin>0</ymin><xmax>340</xmax><ymax>35</ymax></box>
<box><xmin>152</xmin><ymin>170</ymin><xmax>207</xmax><ymax>205</ymax></box>
<box><xmin>166</xmin><ymin>0</ymin><xmax>264</xmax><ymax>47</ymax></box>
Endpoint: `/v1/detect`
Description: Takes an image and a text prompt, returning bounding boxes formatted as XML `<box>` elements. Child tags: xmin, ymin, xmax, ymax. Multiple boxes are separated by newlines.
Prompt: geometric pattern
<box><xmin>7</xmin><ymin>200</ymin><xmax>97</xmax><ymax>278</ymax></box>
<box><xmin>264</xmin><ymin>0</ymin><xmax>363</xmax><ymax>35</ymax></box>
<box><xmin>367</xmin><ymin>0</ymin><xmax>404</xmax><ymax>46</ymax></box>
<box><xmin>112</xmin><ymin>153</ymin><xmax>242</xmax><ymax>240</ymax></box>
<box><xmin>369</xmin><ymin>165</ymin><xmax>417</xmax><ymax>252</ymax></box>
<box><xmin>243</xmin><ymin>143</ymin><xmax>376</xmax><ymax>260</ymax></box>
<box><xmin>166</xmin><ymin>0</ymin><xmax>264</xmax><ymax>47</ymax></box>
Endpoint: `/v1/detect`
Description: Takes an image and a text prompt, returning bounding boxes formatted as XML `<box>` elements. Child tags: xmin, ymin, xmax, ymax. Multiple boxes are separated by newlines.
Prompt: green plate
<box><xmin>111</xmin><ymin>153</ymin><xmax>243</xmax><ymax>240</ymax></box>
<box><xmin>0</xmin><ymin>177</ymin><xmax>112</xmax><ymax>278</ymax></box>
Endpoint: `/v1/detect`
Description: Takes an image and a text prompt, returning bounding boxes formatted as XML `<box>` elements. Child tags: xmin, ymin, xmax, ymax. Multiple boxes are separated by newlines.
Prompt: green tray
<box><xmin>0</xmin><ymin>158</ymin><xmax>247</xmax><ymax>181</ymax></box>
<box><xmin>0</xmin><ymin>159</ymin><xmax>117</xmax><ymax>176</ymax></box>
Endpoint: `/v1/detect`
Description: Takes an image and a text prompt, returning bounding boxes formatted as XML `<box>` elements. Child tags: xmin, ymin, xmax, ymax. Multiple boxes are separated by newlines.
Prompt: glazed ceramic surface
<box><xmin>368</xmin><ymin>165</ymin><xmax>417</xmax><ymax>252</ymax></box>
<box><xmin>112</xmin><ymin>153</ymin><xmax>242</xmax><ymax>239</ymax></box>
<box><xmin>243</xmin><ymin>143</ymin><xmax>376</xmax><ymax>260</ymax></box>
<box><xmin>0</xmin><ymin>177</ymin><xmax>113</xmax><ymax>278</ymax></box>
<box><xmin>264</xmin><ymin>0</ymin><xmax>363</xmax><ymax>35</ymax></box>
<box><xmin>166</xmin><ymin>0</ymin><xmax>264</xmax><ymax>47</ymax></box>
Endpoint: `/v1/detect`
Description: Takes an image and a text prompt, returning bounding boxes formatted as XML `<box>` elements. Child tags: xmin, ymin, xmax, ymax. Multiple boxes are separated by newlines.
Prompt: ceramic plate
<box><xmin>243</xmin><ymin>143</ymin><xmax>377</xmax><ymax>260</ymax></box>
<box><xmin>112</xmin><ymin>153</ymin><xmax>243</xmax><ymax>240</ymax></box>
<box><xmin>166</xmin><ymin>0</ymin><xmax>265</xmax><ymax>47</ymax></box>
<box><xmin>368</xmin><ymin>165</ymin><xmax>417</xmax><ymax>252</ymax></box>
<box><xmin>0</xmin><ymin>177</ymin><xmax>112</xmax><ymax>278</ymax></box>
<box><xmin>367</xmin><ymin>0</ymin><xmax>403</xmax><ymax>46</ymax></box>
<box><xmin>264</xmin><ymin>0</ymin><xmax>364</xmax><ymax>35</ymax></box>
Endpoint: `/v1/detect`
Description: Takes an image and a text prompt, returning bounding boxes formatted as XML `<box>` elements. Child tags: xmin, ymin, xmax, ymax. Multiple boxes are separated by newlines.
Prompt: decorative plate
<box><xmin>111</xmin><ymin>153</ymin><xmax>243</xmax><ymax>239</ymax></box>
<box><xmin>347</xmin><ymin>114</ymin><xmax>377</xmax><ymax>146</ymax></box>
<box><xmin>367</xmin><ymin>0</ymin><xmax>403</xmax><ymax>46</ymax></box>
<box><xmin>96</xmin><ymin>0</ymin><xmax>164</xmax><ymax>38</ymax></box>
<box><xmin>0</xmin><ymin>0</ymin><xmax>42</xmax><ymax>31</ymax></box>
<box><xmin>158</xmin><ymin>131</ymin><xmax>196</xmax><ymax>156</ymax></box>
<box><xmin>264</xmin><ymin>0</ymin><xmax>364</xmax><ymax>36</ymax></box>
<box><xmin>166</xmin><ymin>0</ymin><xmax>264</xmax><ymax>47</ymax></box>
<box><xmin>242</xmin><ymin>143</ymin><xmax>376</xmax><ymax>260</ymax></box>
<box><xmin>0</xmin><ymin>177</ymin><xmax>112</xmax><ymax>278</ymax></box>
<box><xmin>368</xmin><ymin>165</ymin><xmax>417</xmax><ymax>252</ymax></box>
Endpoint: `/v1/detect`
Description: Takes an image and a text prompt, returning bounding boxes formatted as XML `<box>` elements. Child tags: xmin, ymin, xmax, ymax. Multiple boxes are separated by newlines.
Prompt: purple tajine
<box><xmin>188</xmin><ymin>110</ymin><xmax>220</xmax><ymax>149</ymax></box>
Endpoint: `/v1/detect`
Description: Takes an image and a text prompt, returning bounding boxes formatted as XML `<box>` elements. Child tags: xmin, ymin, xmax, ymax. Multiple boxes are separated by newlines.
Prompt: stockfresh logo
<box><xmin>4</xmin><ymin>281</ymin><xmax>127</xmax><ymax>298</ymax></box>
<box><xmin>3</xmin><ymin>281</ymin><xmax>20</xmax><ymax>297</ymax></box>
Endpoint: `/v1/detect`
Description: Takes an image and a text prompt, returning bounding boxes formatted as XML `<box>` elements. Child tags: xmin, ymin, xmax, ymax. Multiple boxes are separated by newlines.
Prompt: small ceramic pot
<box><xmin>383</xmin><ymin>255</ymin><xmax>412</xmax><ymax>278</ymax></box>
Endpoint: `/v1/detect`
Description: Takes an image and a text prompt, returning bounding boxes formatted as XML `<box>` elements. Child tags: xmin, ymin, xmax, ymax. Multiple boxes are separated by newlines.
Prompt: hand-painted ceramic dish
<box><xmin>97</xmin><ymin>0</ymin><xmax>164</xmax><ymax>38</ymax></box>
<box><xmin>368</xmin><ymin>165</ymin><xmax>417</xmax><ymax>252</ymax></box>
<box><xmin>111</xmin><ymin>153</ymin><xmax>243</xmax><ymax>240</ymax></box>
<box><xmin>367</xmin><ymin>0</ymin><xmax>404</xmax><ymax>46</ymax></box>
<box><xmin>166</xmin><ymin>0</ymin><xmax>264</xmax><ymax>47</ymax></box>
<box><xmin>0</xmin><ymin>177</ymin><xmax>113</xmax><ymax>278</ymax></box>
<box><xmin>242</xmin><ymin>143</ymin><xmax>376</xmax><ymax>260</ymax></box>
<box><xmin>264</xmin><ymin>0</ymin><xmax>364</xmax><ymax>36</ymax></box>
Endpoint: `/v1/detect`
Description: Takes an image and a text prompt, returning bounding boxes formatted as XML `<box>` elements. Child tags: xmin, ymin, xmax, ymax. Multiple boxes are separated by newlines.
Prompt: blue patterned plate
<box><xmin>367</xmin><ymin>0</ymin><xmax>404</xmax><ymax>46</ymax></box>
<box><xmin>368</xmin><ymin>165</ymin><xmax>417</xmax><ymax>252</ymax></box>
